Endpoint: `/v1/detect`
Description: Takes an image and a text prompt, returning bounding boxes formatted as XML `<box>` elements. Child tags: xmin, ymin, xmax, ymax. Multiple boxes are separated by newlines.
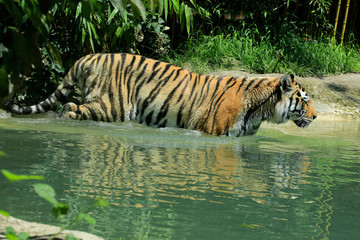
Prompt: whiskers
<box><xmin>294</xmin><ymin>117</ymin><xmax>312</xmax><ymax>128</ymax></box>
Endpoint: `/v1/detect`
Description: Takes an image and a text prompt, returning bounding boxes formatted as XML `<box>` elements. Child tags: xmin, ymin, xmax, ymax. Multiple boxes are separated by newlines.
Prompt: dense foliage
<box><xmin>0</xmin><ymin>0</ymin><xmax>359</xmax><ymax>104</ymax></box>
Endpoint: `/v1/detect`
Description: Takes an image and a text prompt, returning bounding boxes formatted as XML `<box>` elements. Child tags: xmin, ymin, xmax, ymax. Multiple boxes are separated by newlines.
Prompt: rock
<box><xmin>0</xmin><ymin>215</ymin><xmax>104</xmax><ymax>240</ymax></box>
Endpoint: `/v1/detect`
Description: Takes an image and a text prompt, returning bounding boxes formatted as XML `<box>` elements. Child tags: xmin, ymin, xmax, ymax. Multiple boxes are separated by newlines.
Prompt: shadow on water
<box><xmin>0</xmin><ymin>113</ymin><xmax>359</xmax><ymax>239</ymax></box>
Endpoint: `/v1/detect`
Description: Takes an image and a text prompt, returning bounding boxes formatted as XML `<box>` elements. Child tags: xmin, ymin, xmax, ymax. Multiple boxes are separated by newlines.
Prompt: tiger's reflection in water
<box><xmin>66</xmin><ymin>133</ymin><xmax>311</xmax><ymax>207</ymax></box>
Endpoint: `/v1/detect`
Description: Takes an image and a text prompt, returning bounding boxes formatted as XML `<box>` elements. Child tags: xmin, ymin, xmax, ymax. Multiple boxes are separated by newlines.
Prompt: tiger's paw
<box><xmin>60</xmin><ymin>102</ymin><xmax>79</xmax><ymax>119</ymax></box>
<box><xmin>60</xmin><ymin>111</ymin><xmax>79</xmax><ymax>120</ymax></box>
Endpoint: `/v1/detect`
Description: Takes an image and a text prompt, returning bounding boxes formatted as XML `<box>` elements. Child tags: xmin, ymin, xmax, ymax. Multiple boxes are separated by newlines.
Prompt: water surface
<box><xmin>0</xmin><ymin>112</ymin><xmax>359</xmax><ymax>239</ymax></box>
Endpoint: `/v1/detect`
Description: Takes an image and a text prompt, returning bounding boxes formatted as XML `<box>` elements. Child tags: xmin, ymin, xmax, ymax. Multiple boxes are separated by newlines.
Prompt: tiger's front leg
<box><xmin>60</xmin><ymin>102</ymin><xmax>113</xmax><ymax>122</ymax></box>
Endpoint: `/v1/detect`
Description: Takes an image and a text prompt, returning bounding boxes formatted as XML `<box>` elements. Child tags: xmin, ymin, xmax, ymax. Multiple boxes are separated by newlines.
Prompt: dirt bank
<box><xmin>211</xmin><ymin>71</ymin><xmax>360</xmax><ymax>119</ymax></box>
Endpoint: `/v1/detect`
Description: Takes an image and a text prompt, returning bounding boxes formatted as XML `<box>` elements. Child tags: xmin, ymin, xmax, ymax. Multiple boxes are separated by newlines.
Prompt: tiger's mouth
<box><xmin>293</xmin><ymin>118</ymin><xmax>312</xmax><ymax>128</ymax></box>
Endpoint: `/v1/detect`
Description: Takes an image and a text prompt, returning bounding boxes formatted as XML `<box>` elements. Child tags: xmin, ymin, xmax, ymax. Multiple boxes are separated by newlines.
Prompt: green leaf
<box><xmin>17</xmin><ymin>232</ymin><xmax>30</xmax><ymax>240</ymax></box>
<box><xmin>0</xmin><ymin>210</ymin><xmax>10</xmax><ymax>217</ymax></box>
<box><xmin>185</xmin><ymin>4</ymin><xmax>192</xmax><ymax>34</ymax></box>
<box><xmin>46</xmin><ymin>42</ymin><xmax>63</xmax><ymax>68</ymax></box>
<box><xmin>110</xmin><ymin>0</ymin><xmax>127</xmax><ymax>17</ymax></box>
<box><xmin>52</xmin><ymin>203</ymin><xmax>69</xmax><ymax>219</ymax></box>
<box><xmin>89</xmin><ymin>23</ymin><xmax>99</xmax><ymax>43</ymax></box>
<box><xmin>170</xmin><ymin>0</ymin><xmax>179</xmax><ymax>14</ymax></box>
<box><xmin>1</xmin><ymin>170</ymin><xmax>44</xmax><ymax>182</ymax></box>
<box><xmin>163</xmin><ymin>0</ymin><xmax>168</xmax><ymax>20</ymax></box>
<box><xmin>81</xmin><ymin>28</ymin><xmax>86</xmax><ymax>45</ymax></box>
<box><xmin>65</xmin><ymin>234</ymin><xmax>79</xmax><ymax>240</ymax></box>
<box><xmin>81</xmin><ymin>0</ymin><xmax>92</xmax><ymax>21</ymax></box>
<box><xmin>33</xmin><ymin>183</ymin><xmax>58</xmax><ymax>205</ymax></box>
<box><xmin>85</xmin><ymin>214</ymin><xmax>96</xmax><ymax>225</ymax></box>
<box><xmin>130</xmin><ymin>0</ymin><xmax>146</xmax><ymax>21</ymax></box>
<box><xmin>77</xmin><ymin>213</ymin><xmax>96</xmax><ymax>225</ymax></box>
<box><xmin>0</xmin><ymin>150</ymin><xmax>6</xmax><ymax>156</ymax></box>
<box><xmin>96</xmin><ymin>196</ymin><xmax>109</xmax><ymax>210</ymax></box>
<box><xmin>2</xmin><ymin>0</ymin><xmax>24</xmax><ymax>28</ymax></box>
<box><xmin>107</xmin><ymin>8</ymin><xmax>119</xmax><ymax>24</ymax></box>
<box><xmin>179</xmin><ymin>3</ymin><xmax>185</xmax><ymax>31</ymax></box>
<box><xmin>157</xmin><ymin>0</ymin><xmax>163</xmax><ymax>15</ymax></box>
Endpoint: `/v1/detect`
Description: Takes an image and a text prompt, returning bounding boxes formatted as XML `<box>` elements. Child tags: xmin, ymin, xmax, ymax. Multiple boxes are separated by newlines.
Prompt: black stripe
<box><xmin>177</xmin><ymin>74</ymin><xmax>191</xmax><ymax>103</ymax></box>
<box><xmin>158</xmin><ymin>64</ymin><xmax>172</xmax><ymax>79</ymax></box>
<box><xmin>41</xmin><ymin>100</ymin><xmax>52</xmax><ymax>111</ymax></box>
<box><xmin>226</xmin><ymin>77</ymin><xmax>234</xmax><ymax>86</ymax></box>
<box><xmin>236</xmin><ymin>77</ymin><xmax>247</xmax><ymax>94</ymax></box>
<box><xmin>109</xmin><ymin>54</ymin><xmax>115</xmax><ymax>77</ymax></box>
<box><xmin>22</xmin><ymin>106</ymin><xmax>32</xmax><ymax>114</ymax></box>
<box><xmin>245</xmin><ymin>79</ymin><xmax>256</xmax><ymax>91</ymax></box>
<box><xmin>145</xmin><ymin>111</ymin><xmax>154</xmax><ymax>126</ymax></box>
<box><xmin>83</xmin><ymin>105</ymin><xmax>98</xmax><ymax>121</ymax></box>
<box><xmin>108</xmin><ymin>86</ymin><xmax>117</xmax><ymax>121</ymax></box>
<box><xmin>120</xmin><ymin>53</ymin><xmax>127</xmax><ymax>73</ymax></box>
<box><xmin>158</xmin><ymin>119</ymin><xmax>167</xmax><ymax>128</ymax></box>
<box><xmin>189</xmin><ymin>74</ymin><xmax>199</xmax><ymax>98</ymax></box>
<box><xmin>211</xmin><ymin>98</ymin><xmax>225</xmax><ymax>134</ymax></box>
<box><xmin>172</xmin><ymin>68</ymin><xmax>181</xmax><ymax>82</ymax></box>
<box><xmin>55</xmin><ymin>90</ymin><xmax>67</xmax><ymax>103</ymax></box>
<box><xmin>134</xmin><ymin>63</ymin><xmax>149</xmax><ymax>100</ymax></box>
<box><xmin>187</xmin><ymin>92</ymin><xmax>198</xmax><ymax>123</ymax></box>
<box><xmin>152</xmin><ymin>60</ymin><xmax>161</xmax><ymax>71</ymax></box>
<box><xmin>115</xmin><ymin>60</ymin><xmax>125</xmax><ymax>121</ymax></box>
<box><xmin>177</xmin><ymin>103</ymin><xmax>185</xmax><ymax>126</ymax></box>
<box><xmin>137</xmin><ymin>56</ymin><xmax>147</xmax><ymax>70</ymax></box>
<box><xmin>253</xmin><ymin>78</ymin><xmax>267</xmax><ymax>89</ymax></box>
<box><xmin>146</xmin><ymin>67</ymin><xmax>161</xmax><ymax>84</ymax></box>
<box><xmin>97</xmin><ymin>98</ymin><xmax>111</xmax><ymax>122</ymax></box>
<box><xmin>154</xmin><ymin>75</ymin><xmax>187</xmax><ymax>125</ymax></box>
<box><xmin>125</xmin><ymin>56</ymin><xmax>137</xmax><ymax>85</ymax></box>
<box><xmin>242</xmin><ymin>89</ymin><xmax>280</xmax><ymax>133</ymax></box>
<box><xmin>95</xmin><ymin>54</ymin><xmax>103</xmax><ymax>67</ymax></box>
<box><xmin>208</xmin><ymin>76</ymin><xmax>223</xmax><ymax>102</ymax></box>
<box><xmin>139</xmin><ymin>81</ymin><xmax>163</xmax><ymax>117</ymax></box>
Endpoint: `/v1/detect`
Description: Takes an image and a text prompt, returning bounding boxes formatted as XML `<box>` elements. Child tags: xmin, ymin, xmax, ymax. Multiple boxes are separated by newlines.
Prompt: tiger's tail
<box><xmin>4</xmin><ymin>68</ymin><xmax>76</xmax><ymax>115</ymax></box>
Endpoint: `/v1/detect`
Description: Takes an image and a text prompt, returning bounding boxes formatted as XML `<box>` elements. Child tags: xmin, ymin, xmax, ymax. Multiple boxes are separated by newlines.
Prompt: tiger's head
<box><xmin>273</xmin><ymin>74</ymin><xmax>317</xmax><ymax>128</ymax></box>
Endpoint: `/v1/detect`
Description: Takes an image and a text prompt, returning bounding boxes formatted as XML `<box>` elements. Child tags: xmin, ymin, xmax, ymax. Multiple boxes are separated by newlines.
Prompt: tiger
<box><xmin>4</xmin><ymin>53</ymin><xmax>317</xmax><ymax>136</ymax></box>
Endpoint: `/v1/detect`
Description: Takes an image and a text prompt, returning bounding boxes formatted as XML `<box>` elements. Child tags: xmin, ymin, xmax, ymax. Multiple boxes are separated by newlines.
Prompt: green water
<box><xmin>0</xmin><ymin>111</ymin><xmax>359</xmax><ymax>240</ymax></box>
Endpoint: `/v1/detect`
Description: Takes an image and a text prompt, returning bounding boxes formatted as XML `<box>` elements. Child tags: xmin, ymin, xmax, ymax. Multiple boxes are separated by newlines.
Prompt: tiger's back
<box><xmin>5</xmin><ymin>53</ymin><xmax>317</xmax><ymax>136</ymax></box>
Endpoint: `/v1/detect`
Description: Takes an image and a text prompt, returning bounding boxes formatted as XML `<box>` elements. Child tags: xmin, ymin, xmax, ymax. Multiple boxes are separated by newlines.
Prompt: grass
<box><xmin>166</xmin><ymin>30</ymin><xmax>360</xmax><ymax>76</ymax></box>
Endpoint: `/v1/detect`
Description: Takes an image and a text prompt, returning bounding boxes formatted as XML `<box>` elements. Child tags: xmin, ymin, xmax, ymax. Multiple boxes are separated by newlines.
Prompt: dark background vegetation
<box><xmin>0</xmin><ymin>0</ymin><xmax>359</xmax><ymax>105</ymax></box>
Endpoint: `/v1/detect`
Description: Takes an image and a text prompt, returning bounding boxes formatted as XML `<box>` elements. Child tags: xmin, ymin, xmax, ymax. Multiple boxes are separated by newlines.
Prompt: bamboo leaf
<box><xmin>111</xmin><ymin>0</ymin><xmax>127</xmax><ymax>12</ymax></box>
<box><xmin>81</xmin><ymin>28</ymin><xmax>86</xmax><ymax>45</ymax></box>
<box><xmin>170</xmin><ymin>0</ymin><xmax>179</xmax><ymax>14</ymax></box>
<box><xmin>157</xmin><ymin>0</ymin><xmax>163</xmax><ymax>15</ymax></box>
<box><xmin>90</xmin><ymin>23</ymin><xmax>99</xmax><ymax>43</ymax></box>
<box><xmin>110</xmin><ymin>0</ymin><xmax>127</xmax><ymax>20</ymax></box>
<box><xmin>130</xmin><ymin>0</ymin><xmax>147</xmax><ymax>21</ymax></box>
<box><xmin>87</xmin><ymin>22</ymin><xmax>95</xmax><ymax>52</ymax></box>
<box><xmin>108</xmin><ymin>8</ymin><xmax>119</xmax><ymax>24</ymax></box>
<box><xmin>179</xmin><ymin>2</ymin><xmax>185</xmax><ymax>31</ymax></box>
<box><xmin>163</xmin><ymin>0</ymin><xmax>168</xmax><ymax>20</ymax></box>
<box><xmin>185</xmin><ymin>4</ymin><xmax>192</xmax><ymax>34</ymax></box>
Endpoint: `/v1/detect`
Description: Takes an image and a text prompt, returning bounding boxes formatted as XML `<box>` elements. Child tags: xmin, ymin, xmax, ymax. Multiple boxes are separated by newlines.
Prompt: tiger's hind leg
<box><xmin>60</xmin><ymin>101</ymin><xmax>114</xmax><ymax>122</ymax></box>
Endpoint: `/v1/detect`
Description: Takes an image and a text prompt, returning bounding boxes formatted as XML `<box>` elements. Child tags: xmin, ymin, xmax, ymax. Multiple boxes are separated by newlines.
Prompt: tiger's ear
<box><xmin>280</xmin><ymin>75</ymin><xmax>293</xmax><ymax>92</ymax></box>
